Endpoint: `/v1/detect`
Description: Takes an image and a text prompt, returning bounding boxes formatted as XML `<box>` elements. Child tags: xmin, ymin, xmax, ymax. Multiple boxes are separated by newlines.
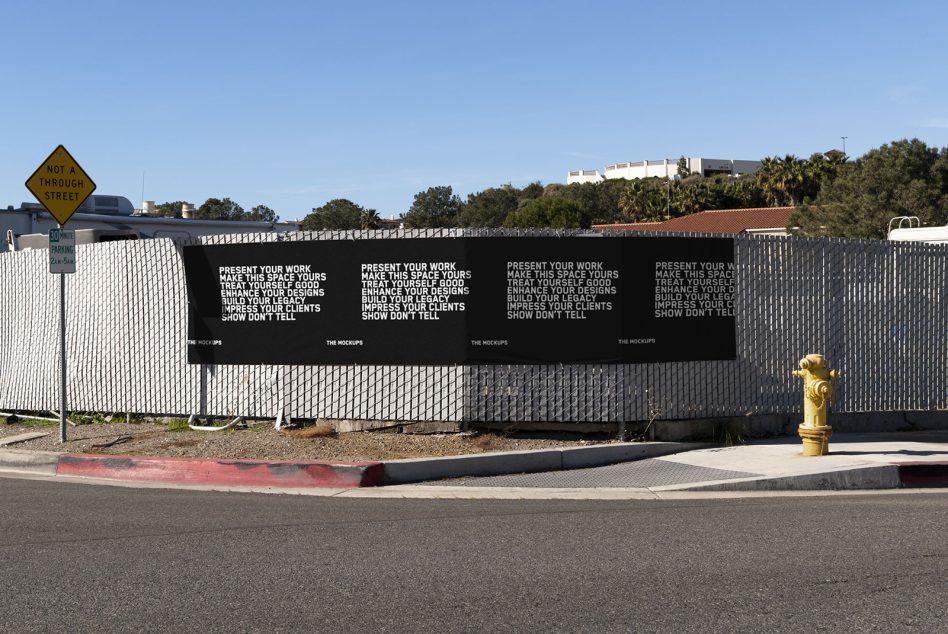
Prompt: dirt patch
<box><xmin>286</xmin><ymin>424</ymin><xmax>336</xmax><ymax>439</ymax></box>
<box><xmin>167</xmin><ymin>438</ymin><xmax>201</xmax><ymax>449</ymax></box>
<box><xmin>0</xmin><ymin>419</ymin><xmax>616</xmax><ymax>462</ymax></box>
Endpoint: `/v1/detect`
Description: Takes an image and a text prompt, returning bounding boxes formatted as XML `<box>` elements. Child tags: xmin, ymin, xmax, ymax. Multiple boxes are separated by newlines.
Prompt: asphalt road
<box><xmin>1</xmin><ymin>476</ymin><xmax>945</xmax><ymax>633</ymax></box>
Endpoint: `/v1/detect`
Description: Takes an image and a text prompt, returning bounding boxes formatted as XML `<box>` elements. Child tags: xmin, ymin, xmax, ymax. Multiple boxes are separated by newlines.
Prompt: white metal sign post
<box><xmin>25</xmin><ymin>146</ymin><xmax>96</xmax><ymax>443</ymax></box>
<box><xmin>49</xmin><ymin>228</ymin><xmax>76</xmax><ymax>442</ymax></box>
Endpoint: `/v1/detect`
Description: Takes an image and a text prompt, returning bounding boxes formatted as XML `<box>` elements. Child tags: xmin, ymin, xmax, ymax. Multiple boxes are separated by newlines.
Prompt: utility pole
<box><xmin>841</xmin><ymin>136</ymin><xmax>848</xmax><ymax>155</ymax></box>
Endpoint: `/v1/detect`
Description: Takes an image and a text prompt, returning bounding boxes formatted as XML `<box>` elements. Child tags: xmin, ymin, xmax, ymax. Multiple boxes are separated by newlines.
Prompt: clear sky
<box><xmin>2</xmin><ymin>1</ymin><xmax>947</xmax><ymax>221</ymax></box>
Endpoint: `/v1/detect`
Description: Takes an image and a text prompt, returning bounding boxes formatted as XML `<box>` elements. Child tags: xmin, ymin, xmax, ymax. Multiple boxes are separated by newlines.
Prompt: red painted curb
<box><xmin>56</xmin><ymin>453</ymin><xmax>384</xmax><ymax>488</ymax></box>
<box><xmin>895</xmin><ymin>462</ymin><xmax>948</xmax><ymax>488</ymax></box>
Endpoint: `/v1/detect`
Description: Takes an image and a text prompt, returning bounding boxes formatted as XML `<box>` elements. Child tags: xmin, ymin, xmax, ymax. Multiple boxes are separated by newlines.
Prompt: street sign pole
<box><xmin>25</xmin><ymin>145</ymin><xmax>96</xmax><ymax>444</ymax></box>
<box><xmin>59</xmin><ymin>226</ymin><xmax>67</xmax><ymax>443</ymax></box>
<box><xmin>47</xmin><ymin>225</ymin><xmax>76</xmax><ymax>441</ymax></box>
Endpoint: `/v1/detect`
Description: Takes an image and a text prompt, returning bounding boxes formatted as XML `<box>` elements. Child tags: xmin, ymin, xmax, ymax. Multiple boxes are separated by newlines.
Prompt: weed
<box><xmin>716</xmin><ymin>420</ymin><xmax>745</xmax><ymax>446</ymax></box>
<box><xmin>73</xmin><ymin>412</ymin><xmax>146</xmax><ymax>425</ymax></box>
<box><xmin>73</xmin><ymin>412</ymin><xmax>111</xmax><ymax>425</ymax></box>
<box><xmin>624</xmin><ymin>388</ymin><xmax>667</xmax><ymax>442</ymax></box>
<box><xmin>6</xmin><ymin>415</ymin><xmax>56</xmax><ymax>428</ymax></box>
<box><xmin>166</xmin><ymin>419</ymin><xmax>191</xmax><ymax>432</ymax></box>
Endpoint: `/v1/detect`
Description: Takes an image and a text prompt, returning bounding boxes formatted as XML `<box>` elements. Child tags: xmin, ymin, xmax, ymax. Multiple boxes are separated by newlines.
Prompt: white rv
<box><xmin>886</xmin><ymin>216</ymin><xmax>948</xmax><ymax>244</ymax></box>
<box><xmin>1</xmin><ymin>195</ymin><xmax>299</xmax><ymax>252</ymax></box>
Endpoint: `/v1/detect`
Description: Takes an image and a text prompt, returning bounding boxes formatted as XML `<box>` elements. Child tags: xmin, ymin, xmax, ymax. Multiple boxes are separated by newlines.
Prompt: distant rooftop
<box><xmin>568</xmin><ymin>157</ymin><xmax>762</xmax><ymax>184</ymax></box>
<box><xmin>593</xmin><ymin>206</ymin><xmax>795</xmax><ymax>235</ymax></box>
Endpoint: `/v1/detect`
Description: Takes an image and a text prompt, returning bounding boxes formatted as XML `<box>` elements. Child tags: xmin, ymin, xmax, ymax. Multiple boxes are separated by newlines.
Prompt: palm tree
<box><xmin>776</xmin><ymin>155</ymin><xmax>806</xmax><ymax>205</ymax></box>
<box><xmin>360</xmin><ymin>208</ymin><xmax>381</xmax><ymax>230</ymax></box>
<box><xmin>619</xmin><ymin>179</ymin><xmax>666</xmax><ymax>222</ymax></box>
<box><xmin>758</xmin><ymin>155</ymin><xmax>807</xmax><ymax>206</ymax></box>
<box><xmin>672</xmin><ymin>182</ymin><xmax>713</xmax><ymax>216</ymax></box>
<box><xmin>757</xmin><ymin>156</ymin><xmax>781</xmax><ymax>206</ymax></box>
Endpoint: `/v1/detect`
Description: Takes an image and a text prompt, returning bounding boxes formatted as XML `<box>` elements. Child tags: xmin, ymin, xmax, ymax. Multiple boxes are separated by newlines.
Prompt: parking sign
<box><xmin>49</xmin><ymin>228</ymin><xmax>76</xmax><ymax>274</ymax></box>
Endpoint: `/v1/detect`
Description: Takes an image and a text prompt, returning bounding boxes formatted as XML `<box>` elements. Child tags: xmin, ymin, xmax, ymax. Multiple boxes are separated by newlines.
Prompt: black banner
<box><xmin>183</xmin><ymin>236</ymin><xmax>735</xmax><ymax>365</ymax></box>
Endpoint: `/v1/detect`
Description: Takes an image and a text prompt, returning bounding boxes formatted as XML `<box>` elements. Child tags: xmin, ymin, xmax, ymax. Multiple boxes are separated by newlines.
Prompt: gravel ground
<box><xmin>0</xmin><ymin>418</ymin><xmax>612</xmax><ymax>462</ymax></box>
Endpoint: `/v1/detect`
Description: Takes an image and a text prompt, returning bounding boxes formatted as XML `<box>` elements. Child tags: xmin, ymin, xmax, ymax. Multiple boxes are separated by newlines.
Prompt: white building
<box><xmin>567</xmin><ymin>157</ymin><xmax>762</xmax><ymax>184</ymax></box>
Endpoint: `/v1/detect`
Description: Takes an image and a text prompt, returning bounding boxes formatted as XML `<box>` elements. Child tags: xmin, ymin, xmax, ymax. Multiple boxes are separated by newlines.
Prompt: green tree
<box><xmin>456</xmin><ymin>185</ymin><xmax>521</xmax><ymax>227</ymax></box>
<box><xmin>195</xmin><ymin>197</ymin><xmax>245</xmax><ymax>220</ymax></box>
<box><xmin>671</xmin><ymin>180</ymin><xmax>714</xmax><ymax>216</ymax></box>
<box><xmin>519</xmin><ymin>181</ymin><xmax>545</xmax><ymax>201</ymax></box>
<box><xmin>756</xmin><ymin>156</ymin><xmax>783</xmax><ymax>206</ymax></box>
<box><xmin>595</xmin><ymin>179</ymin><xmax>630</xmax><ymax>223</ymax></box>
<box><xmin>731</xmin><ymin>174</ymin><xmax>771</xmax><ymax>208</ymax></box>
<box><xmin>802</xmin><ymin>151</ymin><xmax>847</xmax><ymax>201</ymax></box>
<box><xmin>541</xmin><ymin>183</ymin><xmax>566</xmax><ymax>198</ymax></box>
<box><xmin>776</xmin><ymin>155</ymin><xmax>807</xmax><ymax>205</ymax></box>
<box><xmin>156</xmin><ymin>200</ymin><xmax>188</xmax><ymax>217</ymax></box>
<box><xmin>503</xmin><ymin>197</ymin><xmax>587</xmax><ymax>229</ymax></box>
<box><xmin>301</xmin><ymin>199</ymin><xmax>366</xmax><ymax>230</ymax></box>
<box><xmin>403</xmin><ymin>186</ymin><xmax>461</xmax><ymax>228</ymax></box>
<box><xmin>246</xmin><ymin>205</ymin><xmax>278</xmax><ymax>222</ymax></box>
<box><xmin>755</xmin><ymin>155</ymin><xmax>806</xmax><ymax>206</ymax></box>
<box><xmin>756</xmin><ymin>154</ymin><xmax>839</xmax><ymax>207</ymax></box>
<box><xmin>552</xmin><ymin>181</ymin><xmax>625</xmax><ymax>225</ymax></box>
<box><xmin>677</xmin><ymin>156</ymin><xmax>690</xmax><ymax>178</ymax></box>
<box><xmin>618</xmin><ymin>178</ymin><xmax>667</xmax><ymax>222</ymax></box>
<box><xmin>360</xmin><ymin>208</ymin><xmax>381</xmax><ymax>229</ymax></box>
<box><xmin>791</xmin><ymin>138</ymin><xmax>948</xmax><ymax>239</ymax></box>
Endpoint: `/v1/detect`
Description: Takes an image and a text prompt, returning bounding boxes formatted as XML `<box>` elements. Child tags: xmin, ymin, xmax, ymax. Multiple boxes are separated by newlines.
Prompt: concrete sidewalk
<box><xmin>410</xmin><ymin>430</ymin><xmax>948</xmax><ymax>493</ymax></box>
<box><xmin>654</xmin><ymin>430</ymin><xmax>948</xmax><ymax>491</ymax></box>
<box><xmin>0</xmin><ymin>430</ymin><xmax>946</xmax><ymax>495</ymax></box>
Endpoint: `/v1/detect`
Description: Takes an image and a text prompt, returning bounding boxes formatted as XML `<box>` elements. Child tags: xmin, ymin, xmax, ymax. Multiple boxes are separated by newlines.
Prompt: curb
<box><xmin>0</xmin><ymin>449</ymin><xmax>61</xmax><ymax>475</ymax></box>
<box><xmin>7</xmin><ymin>446</ymin><xmax>939</xmax><ymax>492</ymax></box>
<box><xmin>669</xmin><ymin>461</ymin><xmax>948</xmax><ymax>492</ymax></box>
<box><xmin>0</xmin><ymin>442</ymin><xmax>707</xmax><ymax>489</ymax></box>
<box><xmin>55</xmin><ymin>453</ymin><xmax>384</xmax><ymax>488</ymax></box>
<box><xmin>896</xmin><ymin>462</ymin><xmax>948</xmax><ymax>488</ymax></box>
<box><xmin>671</xmin><ymin>465</ymin><xmax>902</xmax><ymax>492</ymax></box>
<box><xmin>382</xmin><ymin>441</ymin><xmax>710</xmax><ymax>484</ymax></box>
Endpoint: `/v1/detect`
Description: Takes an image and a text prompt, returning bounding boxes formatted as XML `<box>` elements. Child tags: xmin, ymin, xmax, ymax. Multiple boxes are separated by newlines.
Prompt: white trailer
<box><xmin>887</xmin><ymin>216</ymin><xmax>948</xmax><ymax>244</ymax></box>
<box><xmin>1</xmin><ymin>195</ymin><xmax>299</xmax><ymax>252</ymax></box>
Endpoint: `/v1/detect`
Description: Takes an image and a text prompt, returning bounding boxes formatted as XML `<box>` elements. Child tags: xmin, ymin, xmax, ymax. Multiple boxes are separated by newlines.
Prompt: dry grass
<box><xmin>285</xmin><ymin>424</ymin><xmax>337</xmax><ymax>439</ymax></box>
<box><xmin>473</xmin><ymin>432</ymin><xmax>505</xmax><ymax>452</ymax></box>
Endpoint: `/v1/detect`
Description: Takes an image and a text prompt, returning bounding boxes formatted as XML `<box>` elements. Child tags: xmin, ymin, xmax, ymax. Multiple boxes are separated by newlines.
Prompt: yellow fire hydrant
<box><xmin>792</xmin><ymin>354</ymin><xmax>840</xmax><ymax>456</ymax></box>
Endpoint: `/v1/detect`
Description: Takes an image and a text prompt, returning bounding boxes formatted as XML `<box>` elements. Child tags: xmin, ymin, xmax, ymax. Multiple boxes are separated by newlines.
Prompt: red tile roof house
<box><xmin>593</xmin><ymin>206</ymin><xmax>796</xmax><ymax>235</ymax></box>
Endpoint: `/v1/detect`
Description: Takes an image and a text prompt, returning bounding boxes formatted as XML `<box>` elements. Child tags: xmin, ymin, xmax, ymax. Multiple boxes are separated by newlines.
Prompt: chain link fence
<box><xmin>0</xmin><ymin>230</ymin><xmax>945</xmax><ymax>423</ymax></box>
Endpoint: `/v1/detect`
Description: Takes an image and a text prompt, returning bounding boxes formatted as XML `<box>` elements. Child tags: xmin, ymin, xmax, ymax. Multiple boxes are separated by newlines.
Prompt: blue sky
<box><xmin>2</xmin><ymin>1</ymin><xmax>947</xmax><ymax>220</ymax></box>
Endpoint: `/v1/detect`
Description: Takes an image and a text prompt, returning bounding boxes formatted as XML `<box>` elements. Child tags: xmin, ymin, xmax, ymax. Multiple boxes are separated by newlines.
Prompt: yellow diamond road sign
<box><xmin>25</xmin><ymin>145</ymin><xmax>96</xmax><ymax>225</ymax></box>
